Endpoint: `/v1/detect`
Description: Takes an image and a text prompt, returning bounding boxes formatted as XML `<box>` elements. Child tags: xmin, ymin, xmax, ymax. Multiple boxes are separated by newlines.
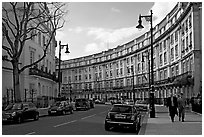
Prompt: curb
<box><xmin>138</xmin><ymin>112</ymin><xmax>149</xmax><ymax>135</ymax></box>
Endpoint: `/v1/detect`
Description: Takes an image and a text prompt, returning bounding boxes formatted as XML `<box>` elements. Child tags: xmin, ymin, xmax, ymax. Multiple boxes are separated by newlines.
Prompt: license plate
<box><xmin>115</xmin><ymin>114</ymin><xmax>126</xmax><ymax>119</ymax></box>
<box><xmin>51</xmin><ymin>111</ymin><xmax>56</xmax><ymax>113</ymax></box>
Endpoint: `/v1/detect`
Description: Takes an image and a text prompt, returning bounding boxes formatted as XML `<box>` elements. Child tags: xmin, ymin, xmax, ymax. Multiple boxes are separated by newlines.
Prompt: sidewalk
<box><xmin>139</xmin><ymin>105</ymin><xmax>202</xmax><ymax>135</ymax></box>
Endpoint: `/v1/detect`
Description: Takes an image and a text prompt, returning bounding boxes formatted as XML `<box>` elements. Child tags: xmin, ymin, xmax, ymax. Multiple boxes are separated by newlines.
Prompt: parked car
<box><xmin>135</xmin><ymin>100</ymin><xmax>149</xmax><ymax>111</ymax></box>
<box><xmin>124</xmin><ymin>99</ymin><xmax>134</xmax><ymax>105</ymax></box>
<box><xmin>89</xmin><ymin>99</ymin><xmax>95</xmax><ymax>108</ymax></box>
<box><xmin>105</xmin><ymin>104</ymin><xmax>141</xmax><ymax>133</ymax></box>
<box><xmin>75</xmin><ymin>98</ymin><xmax>90</xmax><ymax>110</ymax></box>
<box><xmin>2</xmin><ymin>102</ymin><xmax>39</xmax><ymax>124</ymax></box>
<box><xmin>94</xmin><ymin>99</ymin><xmax>105</xmax><ymax>104</ymax></box>
<box><xmin>48</xmin><ymin>101</ymin><xmax>74</xmax><ymax>115</ymax></box>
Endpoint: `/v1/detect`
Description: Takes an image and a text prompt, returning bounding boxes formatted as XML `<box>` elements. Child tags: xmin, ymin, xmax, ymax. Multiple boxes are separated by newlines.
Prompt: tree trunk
<box><xmin>13</xmin><ymin>62</ymin><xmax>21</xmax><ymax>102</ymax></box>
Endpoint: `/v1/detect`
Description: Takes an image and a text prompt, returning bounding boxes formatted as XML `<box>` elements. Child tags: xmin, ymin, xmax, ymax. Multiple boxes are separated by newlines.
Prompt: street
<box><xmin>2</xmin><ymin>104</ymin><xmax>146</xmax><ymax>135</ymax></box>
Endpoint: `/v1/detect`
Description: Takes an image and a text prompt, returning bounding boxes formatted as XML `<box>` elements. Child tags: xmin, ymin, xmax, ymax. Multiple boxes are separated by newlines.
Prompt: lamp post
<box><xmin>58</xmin><ymin>41</ymin><xmax>70</xmax><ymax>99</ymax></box>
<box><xmin>136</xmin><ymin>10</ymin><xmax>155</xmax><ymax>118</ymax></box>
<box><xmin>131</xmin><ymin>66</ymin><xmax>135</xmax><ymax>103</ymax></box>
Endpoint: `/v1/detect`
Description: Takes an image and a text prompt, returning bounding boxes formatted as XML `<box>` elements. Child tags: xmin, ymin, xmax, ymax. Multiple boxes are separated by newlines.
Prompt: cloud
<box><xmin>67</xmin><ymin>26</ymin><xmax>84</xmax><ymax>33</ymax></box>
<box><xmin>85</xmin><ymin>43</ymin><xmax>100</xmax><ymax>54</ymax></box>
<box><xmin>151</xmin><ymin>2</ymin><xmax>177</xmax><ymax>26</ymax></box>
<box><xmin>111</xmin><ymin>7</ymin><xmax>121</xmax><ymax>13</ymax></box>
<box><xmin>87</xmin><ymin>26</ymin><xmax>146</xmax><ymax>44</ymax></box>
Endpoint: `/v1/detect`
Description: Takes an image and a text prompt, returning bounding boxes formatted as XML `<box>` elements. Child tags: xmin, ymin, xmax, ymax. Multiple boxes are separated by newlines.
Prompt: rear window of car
<box><xmin>76</xmin><ymin>99</ymin><xmax>87</xmax><ymax>102</ymax></box>
<box><xmin>110</xmin><ymin>105</ymin><xmax>132</xmax><ymax>113</ymax></box>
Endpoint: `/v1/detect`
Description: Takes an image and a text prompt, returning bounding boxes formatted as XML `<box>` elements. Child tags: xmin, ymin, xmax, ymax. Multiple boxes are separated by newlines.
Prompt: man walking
<box><xmin>167</xmin><ymin>93</ymin><xmax>178</xmax><ymax>122</ymax></box>
<box><xmin>177</xmin><ymin>92</ymin><xmax>186</xmax><ymax>122</ymax></box>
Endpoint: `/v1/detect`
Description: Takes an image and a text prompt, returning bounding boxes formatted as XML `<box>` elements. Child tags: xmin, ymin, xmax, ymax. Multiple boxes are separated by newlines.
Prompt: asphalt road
<box><xmin>2</xmin><ymin>104</ymin><xmax>146</xmax><ymax>135</ymax></box>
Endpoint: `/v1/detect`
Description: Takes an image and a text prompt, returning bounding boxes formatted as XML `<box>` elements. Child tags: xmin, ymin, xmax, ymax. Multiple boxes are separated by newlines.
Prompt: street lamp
<box><xmin>136</xmin><ymin>10</ymin><xmax>155</xmax><ymax>118</ymax></box>
<box><xmin>58</xmin><ymin>41</ymin><xmax>70</xmax><ymax>99</ymax></box>
<box><xmin>131</xmin><ymin>66</ymin><xmax>135</xmax><ymax>103</ymax></box>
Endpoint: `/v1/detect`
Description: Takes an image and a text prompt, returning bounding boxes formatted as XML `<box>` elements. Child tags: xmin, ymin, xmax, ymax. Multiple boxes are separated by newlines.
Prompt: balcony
<box><xmin>29</xmin><ymin>67</ymin><xmax>58</xmax><ymax>82</ymax></box>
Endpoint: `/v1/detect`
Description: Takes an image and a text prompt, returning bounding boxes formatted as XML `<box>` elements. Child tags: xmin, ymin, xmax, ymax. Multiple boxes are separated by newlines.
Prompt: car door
<box><xmin>22</xmin><ymin>103</ymin><xmax>30</xmax><ymax>120</ymax></box>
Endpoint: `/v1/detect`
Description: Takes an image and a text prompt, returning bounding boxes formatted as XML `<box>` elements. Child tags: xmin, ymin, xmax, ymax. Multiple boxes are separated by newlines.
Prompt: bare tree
<box><xmin>2</xmin><ymin>2</ymin><xmax>68</xmax><ymax>102</ymax></box>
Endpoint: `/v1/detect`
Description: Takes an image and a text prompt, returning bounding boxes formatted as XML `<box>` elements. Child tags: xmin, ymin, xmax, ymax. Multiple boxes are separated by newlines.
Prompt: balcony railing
<box><xmin>29</xmin><ymin>67</ymin><xmax>58</xmax><ymax>82</ymax></box>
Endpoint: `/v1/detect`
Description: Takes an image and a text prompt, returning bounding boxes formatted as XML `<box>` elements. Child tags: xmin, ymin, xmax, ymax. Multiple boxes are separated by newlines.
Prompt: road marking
<box><xmin>26</xmin><ymin>132</ymin><xmax>36</xmax><ymax>135</ymax></box>
<box><xmin>81</xmin><ymin>114</ymin><xmax>96</xmax><ymax>120</ymax></box>
<box><xmin>54</xmin><ymin>120</ymin><xmax>77</xmax><ymax>128</ymax></box>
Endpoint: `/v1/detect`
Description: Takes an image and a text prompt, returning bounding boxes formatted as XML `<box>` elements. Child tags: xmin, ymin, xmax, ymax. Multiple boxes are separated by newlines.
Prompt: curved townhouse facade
<box><xmin>58</xmin><ymin>2</ymin><xmax>202</xmax><ymax>103</ymax></box>
<box><xmin>2</xmin><ymin>3</ymin><xmax>58</xmax><ymax>107</ymax></box>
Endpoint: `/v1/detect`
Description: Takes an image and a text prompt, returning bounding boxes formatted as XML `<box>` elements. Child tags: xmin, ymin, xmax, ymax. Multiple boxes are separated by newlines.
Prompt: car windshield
<box><xmin>110</xmin><ymin>105</ymin><xmax>132</xmax><ymax>113</ymax></box>
<box><xmin>136</xmin><ymin>101</ymin><xmax>147</xmax><ymax>104</ymax></box>
<box><xmin>5</xmin><ymin>103</ymin><xmax>22</xmax><ymax>110</ymax></box>
<box><xmin>52</xmin><ymin>102</ymin><xmax>62</xmax><ymax>107</ymax></box>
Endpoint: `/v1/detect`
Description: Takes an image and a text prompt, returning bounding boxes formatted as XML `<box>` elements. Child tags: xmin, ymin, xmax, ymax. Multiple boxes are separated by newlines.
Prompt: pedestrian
<box><xmin>167</xmin><ymin>93</ymin><xmax>178</xmax><ymax>122</ymax></box>
<box><xmin>177</xmin><ymin>92</ymin><xmax>186</xmax><ymax>122</ymax></box>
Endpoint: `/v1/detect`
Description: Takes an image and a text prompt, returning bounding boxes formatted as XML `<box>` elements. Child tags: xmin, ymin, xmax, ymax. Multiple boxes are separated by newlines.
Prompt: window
<box><xmin>170</xmin><ymin>33</ymin><xmax>174</xmax><ymax>44</ymax></box>
<box><xmin>164</xmin><ymin>52</ymin><xmax>167</xmax><ymax>64</ymax></box>
<box><xmin>110</xmin><ymin>71</ymin><xmax>113</xmax><ymax>77</ymax></box>
<box><xmin>159</xmin><ymin>54</ymin><xmax>163</xmax><ymax>66</ymax></box>
<box><xmin>153</xmin><ymin>58</ymin><xmax>156</xmax><ymax>68</ymax></box>
<box><xmin>175</xmin><ymin>65</ymin><xmax>179</xmax><ymax>76</ymax></box>
<box><xmin>138</xmin><ymin>76</ymin><xmax>141</xmax><ymax>84</ymax></box>
<box><xmin>127</xmin><ymin>58</ymin><xmax>129</xmax><ymax>65</ymax></box>
<box><xmin>186</xmin><ymin>59</ymin><xmax>189</xmax><ymax>72</ymax></box>
<box><xmin>182</xmin><ymin>24</ymin><xmax>185</xmax><ymax>35</ymax></box>
<box><xmin>164</xmin><ymin>69</ymin><xmax>167</xmax><ymax>79</ymax></box>
<box><xmin>189</xmin><ymin>14</ymin><xmax>192</xmax><ymax>28</ymax></box>
<box><xmin>159</xmin><ymin>70</ymin><xmax>163</xmax><ymax>80</ymax></box>
<box><xmin>183</xmin><ymin>61</ymin><xmax>186</xmax><ymax>73</ymax></box>
<box><xmin>175</xmin><ymin>44</ymin><xmax>178</xmax><ymax>58</ymax></box>
<box><xmin>189</xmin><ymin>32</ymin><xmax>192</xmax><ymax>49</ymax></box>
<box><xmin>120</xmin><ymin>68</ymin><xmax>123</xmax><ymax>75</ymax></box>
<box><xmin>116</xmin><ymin>69</ymin><xmax>119</xmax><ymax>76</ymax></box>
<box><xmin>171</xmin><ymin>66</ymin><xmax>174</xmax><ymax>77</ymax></box>
<box><xmin>182</xmin><ymin>39</ymin><xmax>185</xmax><ymax>53</ymax></box>
<box><xmin>120</xmin><ymin>60</ymin><xmax>123</xmax><ymax>66</ymax></box>
<box><xmin>131</xmin><ymin>56</ymin><xmax>134</xmax><ymax>64</ymax></box>
<box><xmin>159</xmin><ymin>43</ymin><xmax>162</xmax><ymax>52</ymax></box>
<box><xmin>186</xmin><ymin>36</ymin><xmax>189</xmax><ymax>51</ymax></box>
<box><xmin>175</xmin><ymin>30</ymin><xmax>178</xmax><ymax>42</ymax></box>
<box><xmin>30</xmin><ymin>50</ymin><xmax>35</xmax><ymax>65</ymax></box>
<box><xmin>137</xmin><ymin>53</ymin><xmax>141</xmax><ymax>62</ymax></box>
<box><xmin>164</xmin><ymin>40</ymin><xmax>167</xmax><ymax>50</ymax></box>
<box><xmin>185</xmin><ymin>19</ymin><xmax>188</xmax><ymax>32</ymax></box>
<box><xmin>137</xmin><ymin>63</ymin><xmax>141</xmax><ymax>73</ymax></box>
<box><xmin>171</xmin><ymin>47</ymin><xmax>174</xmax><ymax>60</ymax></box>
<box><xmin>120</xmin><ymin>79</ymin><xmax>123</xmax><ymax>87</ymax></box>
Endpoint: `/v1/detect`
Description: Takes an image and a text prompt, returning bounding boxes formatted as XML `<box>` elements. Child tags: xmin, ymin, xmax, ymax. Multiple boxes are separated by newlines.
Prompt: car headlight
<box><xmin>106</xmin><ymin>113</ymin><xmax>110</xmax><ymax>119</ymax></box>
<box><xmin>57</xmin><ymin>107</ymin><xmax>62</xmax><ymax>111</ymax></box>
<box><xmin>11</xmin><ymin>112</ymin><xmax>16</xmax><ymax>117</ymax></box>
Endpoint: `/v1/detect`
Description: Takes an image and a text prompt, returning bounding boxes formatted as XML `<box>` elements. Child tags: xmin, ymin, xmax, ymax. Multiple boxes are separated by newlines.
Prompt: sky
<box><xmin>55</xmin><ymin>1</ymin><xmax>177</xmax><ymax>60</ymax></box>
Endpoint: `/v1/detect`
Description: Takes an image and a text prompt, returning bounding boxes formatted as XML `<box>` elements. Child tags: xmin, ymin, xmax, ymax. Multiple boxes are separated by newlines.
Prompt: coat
<box><xmin>167</xmin><ymin>96</ymin><xmax>178</xmax><ymax>116</ymax></box>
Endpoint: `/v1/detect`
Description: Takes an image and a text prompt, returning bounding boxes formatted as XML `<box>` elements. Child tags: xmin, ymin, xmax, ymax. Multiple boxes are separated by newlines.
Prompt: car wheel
<box><xmin>133</xmin><ymin>122</ymin><xmax>139</xmax><ymax>133</ymax></box>
<box><xmin>16</xmin><ymin>116</ymin><xmax>22</xmax><ymax>124</ymax></box>
<box><xmin>105</xmin><ymin>123</ymin><xmax>110</xmax><ymax>131</ymax></box>
<box><xmin>62</xmin><ymin>110</ymin><xmax>66</xmax><ymax>115</ymax></box>
<box><xmin>34</xmin><ymin>113</ymin><xmax>39</xmax><ymax>121</ymax></box>
<box><xmin>70</xmin><ymin>109</ymin><xmax>73</xmax><ymax>114</ymax></box>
